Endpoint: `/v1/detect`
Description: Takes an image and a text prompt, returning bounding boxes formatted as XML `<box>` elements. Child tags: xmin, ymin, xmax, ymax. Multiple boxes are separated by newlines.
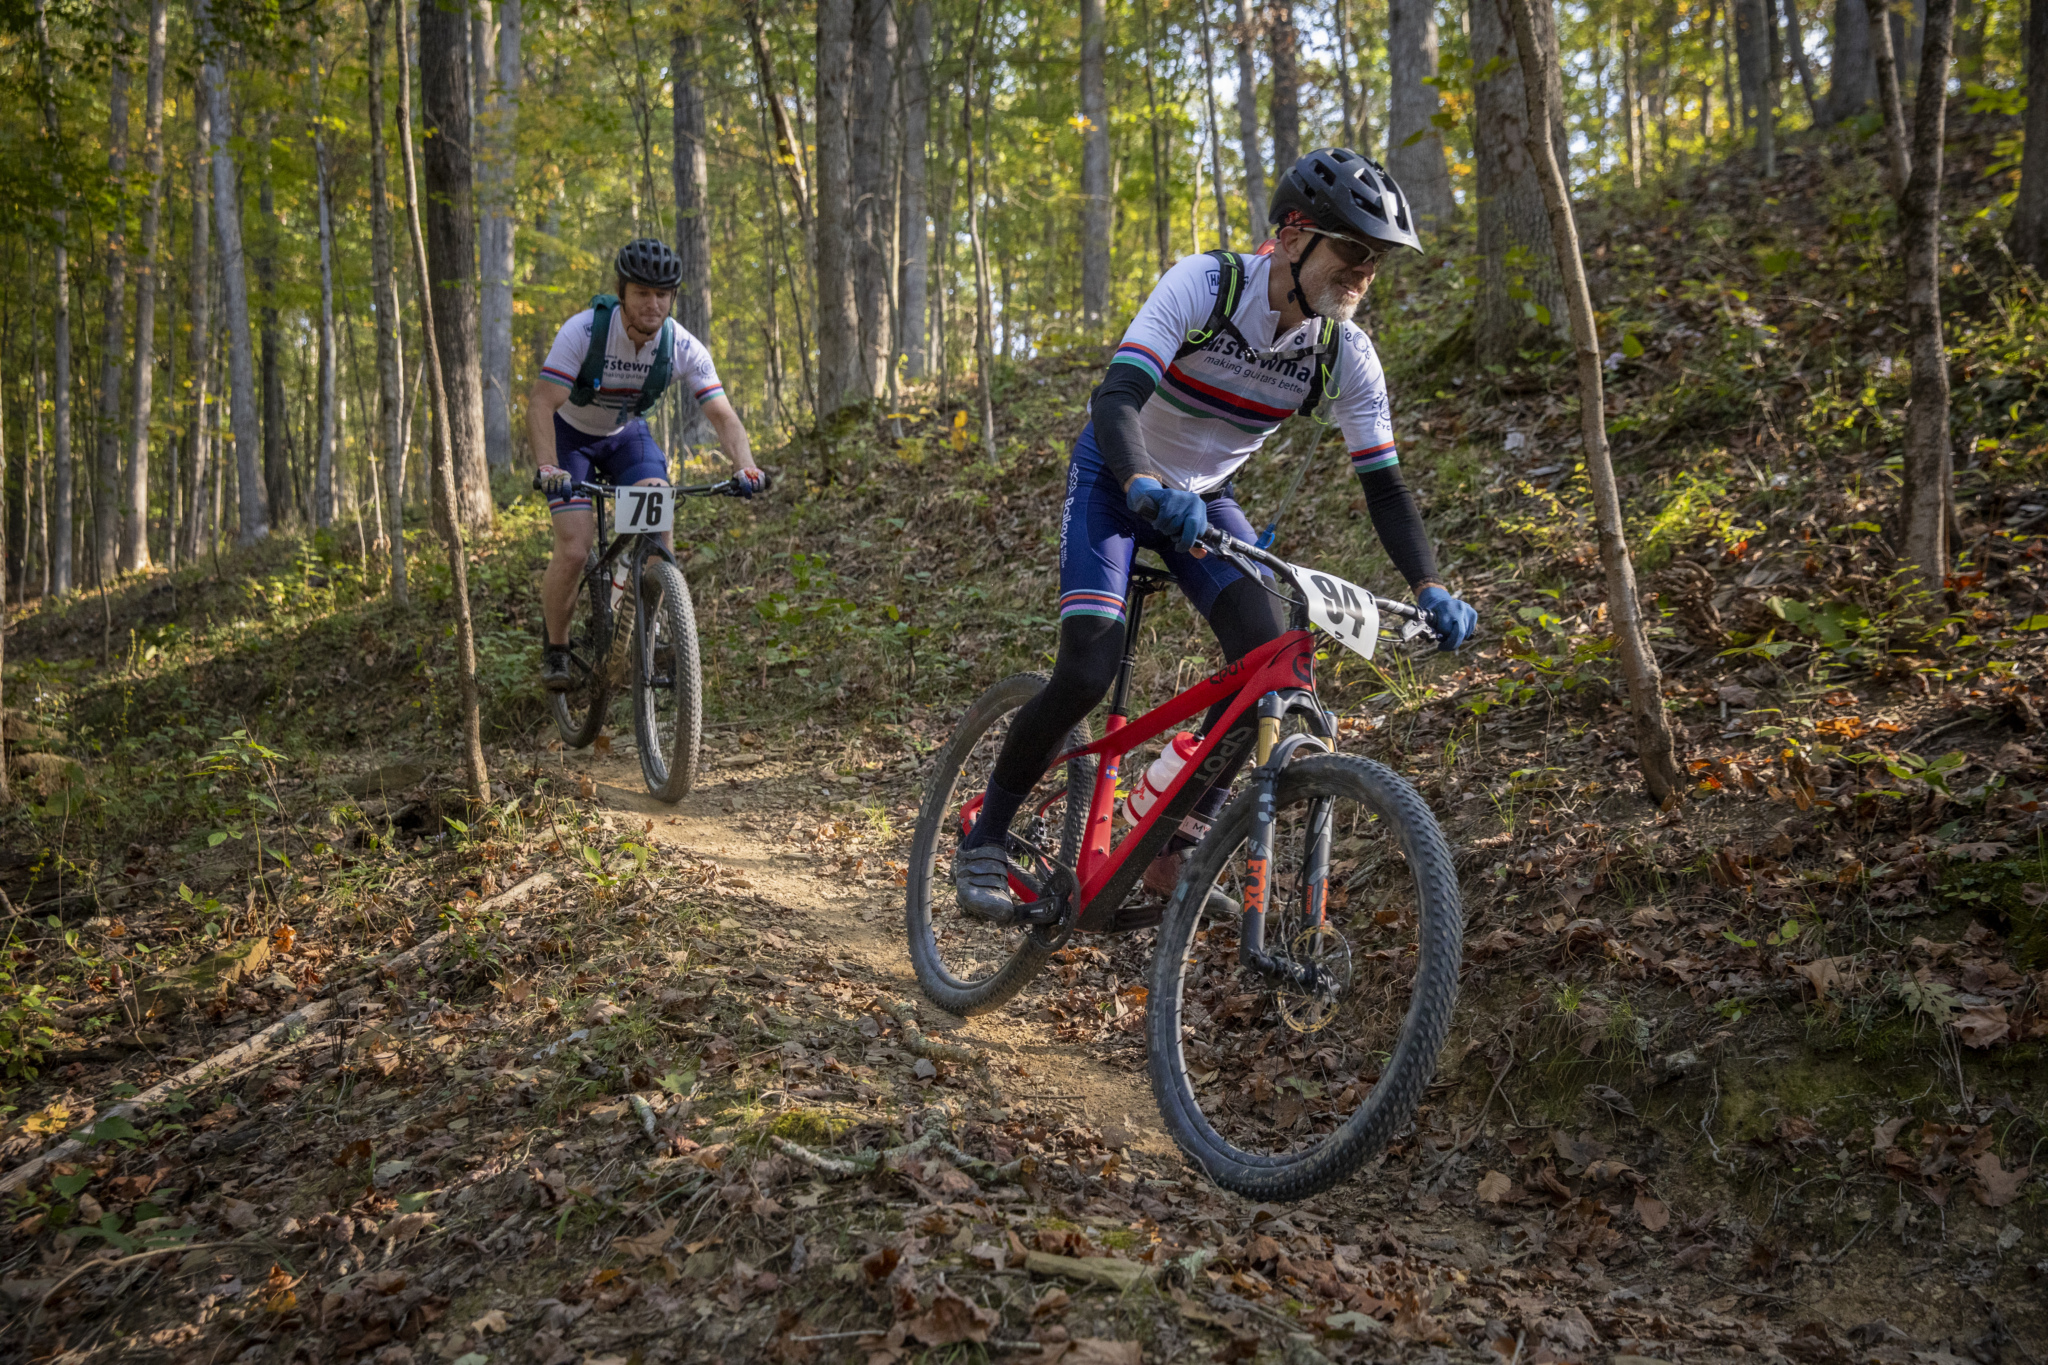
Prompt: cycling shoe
<box><xmin>953</xmin><ymin>844</ymin><xmax>1019</xmax><ymax>926</ymax></box>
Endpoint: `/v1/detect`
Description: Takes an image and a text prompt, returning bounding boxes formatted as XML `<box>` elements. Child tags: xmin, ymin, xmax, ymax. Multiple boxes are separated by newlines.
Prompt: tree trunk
<box><xmin>199</xmin><ymin>0</ymin><xmax>267</xmax><ymax>546</ymax></box>
<box><xmin>1822</xmin><ymin>0</ymin><xmax>1876</xmax><ymax>124</ymax></box>
<box><xmin>479</xmin><ymin>0</ymin><xmax>519</xmax><ymax>471</ymax></box>
<box><xmin>1735</xmin><ymin>0</ymin><xmax>1776</xmax><ymax>175</ymax></box>
<box><xmin>1897</xmin><ymin>0</ymin><xmax>1956</xmax><ymax>605</ymax></box>
<box><xmin>1268</xmin><ymin>1</ymin><xmax>1300</xmax><ymax>174</ymax></box>
<box><xmin>122</xmin><ymin>0</ymin><xmax>168</xmax><ymax>573</ymax></box>
<box><xmin>1196</xmin><ymin>0</ymin><xmax>1233</xmax><ymax>247</ymax></box>
<box><xmin>1232</xmin><ymin>0</ymin><xmax>1266</xmax><ymax>240</ymax></box>
<box><xmin>1142</xmin><ymin>0</ymin><xmax>1171</xmax><ymax>272</ymax></box>
<box><xmin>179</xmin><ymin>72</ymin><xmax>212</xmax><ymax>566</ymax></box>
<box><xmin>851</xmin><ymin>0</ymin><xmax>898</xmax><ymax>396</ymax></box>
<box><xmin>419</xmin><ymin>0</ymin><xmax>493</xmax><ymax>530</ymax></box>
<box><xmin>1387</xmin><ymin>0</ymin><xmax>1455</xmax><ymax>228</ymax></box>
<box><xmin>367</xmin><ymin>0</ymin><xmax>407</xmax><ymax>601</ymax></box>
<box><xmin>397</xmin><ymin>0</ymin><xmax>489</xmax><ymax>802</ymax></box>
<box><xmin>34</xmin><ymin>7</ymin><xmax>73</xmax><ymax>595</ymax></box>
<box><xmin>815</xmin><ymin>0</ymin><xmax>864</xmax><ymax>417</ymax></box>
<box><xmin>1622</xmin><ymin>19</ymin><xmax>1643</xmax><ymax>186</ymax></box>
<box><xmin>672</xmin><ymin>19</ymin><xmax>713</xmax><ymax>341</ymax></box>
<box><xmin>314</xmin><ymin>98</ymin><xmax>338</xmax><ymax>529</ymax></box>
<box><xmin>1471</xmin><ymin>0</ymin><xmax>1566</xmax><ymax>366</ymax></box>
<box><xmin>96</xmin><ymin>44</ymin><xmax>131</xmax><ymax>585</ymax></box>
<box><xmin>898</xmin><ymin>0</ymin><xmax>932</xmax><ymax>379</ymax></box>
<box><xmin>1872</xmin><ymin>3</ymin><xmax>1911</xmax><ymax>197</ymax></box>
<box><xmin>256</xmin><ymin>118</ymin><xmax>293</xmax><ymax>528</ymax></box>
<box><xmin>2014</xmin><ymin>0</ymin><xmax>2048</xmax><ymax>272</ymax></box>
<box><xmin>1080</xmin><ymin>0</ymin><xmax>1111</xmax><ymax>323</ymax></box>
<box><xmin>1783</xmin><ymin>0</ymin><xmax>1822</xmax><ymax>121</ymax></box>
<box><xmin>1505</xmin><ymin>0</ymin><xmax>1682</xmax><ymax>805</ymax></box>
<box><xmin>964</xmin><ymin>0</ymin><xmax>998</xmax><ymax>455</ymax></box>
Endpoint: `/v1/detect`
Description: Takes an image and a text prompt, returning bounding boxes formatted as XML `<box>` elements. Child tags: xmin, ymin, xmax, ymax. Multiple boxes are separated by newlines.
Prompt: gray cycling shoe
<box><xmin>953</xmin><ymin>843</ymin><xmax>1019</xmax><ymax>925</ymax></box>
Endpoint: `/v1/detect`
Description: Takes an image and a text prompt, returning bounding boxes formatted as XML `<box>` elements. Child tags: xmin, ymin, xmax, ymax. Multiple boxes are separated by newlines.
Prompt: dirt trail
<box><xmin>572</xmin><ymin>740</ymin><xmax>1179</xmax><ymax>1162</ymax></box>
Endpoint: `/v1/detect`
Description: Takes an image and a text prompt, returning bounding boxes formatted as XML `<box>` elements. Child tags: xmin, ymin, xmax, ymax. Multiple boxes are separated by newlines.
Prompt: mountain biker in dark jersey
<box><xmin>954</xmin><ymin>149</ymin><xmax>1479</xmax><ymax>925</ymax></box>
<box><xmin>531</xmin><ymin>239</ymin><xmax>767</xmax><ymax>692</ymax></box>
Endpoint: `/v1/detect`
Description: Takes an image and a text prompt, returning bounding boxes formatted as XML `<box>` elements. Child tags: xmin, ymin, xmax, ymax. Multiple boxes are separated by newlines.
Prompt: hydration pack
<box><xmin>1171</xmin><ymin>249</ymin><xmax>1341</xmax><ymax>418</ymax></box>
<box><xmin>568</xmin><ymin>293</ymin><xmax>674</xmax><ymax>417</ymax></box>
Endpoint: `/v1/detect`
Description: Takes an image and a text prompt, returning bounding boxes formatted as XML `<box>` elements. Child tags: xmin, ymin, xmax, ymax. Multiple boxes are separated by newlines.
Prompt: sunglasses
<box><xmin>1309</xmin><ymin>231</ymin><xmax>1394</xmax><ymax>268</ymax></box>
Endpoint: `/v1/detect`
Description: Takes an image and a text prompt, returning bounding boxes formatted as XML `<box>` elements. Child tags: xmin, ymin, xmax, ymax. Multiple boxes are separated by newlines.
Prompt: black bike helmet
<box><xmin>614</xmin><ymin>238</ymin><xmax>684</xmax><ymax>290</ymax></box>
<box><xmin>1269</xmin><ymin>148</ymin><xmax>1424</xmax><ymax>255</ymax></box>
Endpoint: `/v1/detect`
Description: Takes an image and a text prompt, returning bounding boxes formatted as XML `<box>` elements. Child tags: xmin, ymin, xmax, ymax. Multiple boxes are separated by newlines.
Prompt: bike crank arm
<box><xmin>1003</xmin><ymin>830</ymin><xmax>1081</xmax><ymax>948</ymax></box>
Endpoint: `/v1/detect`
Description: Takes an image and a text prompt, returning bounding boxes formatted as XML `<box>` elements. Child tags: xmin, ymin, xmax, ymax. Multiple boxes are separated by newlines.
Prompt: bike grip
<box><xmin>1131</xmin><ymin>492</ymin><xmax>1161</xmax><ymax>520</ymax></box>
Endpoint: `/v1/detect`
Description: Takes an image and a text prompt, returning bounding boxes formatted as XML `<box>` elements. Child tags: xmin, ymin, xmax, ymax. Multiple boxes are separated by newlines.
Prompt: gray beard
<box><xmin>1307</xmin><ymin>277</ymin><xmax>1363</xmax><ymax>324</ymax></box>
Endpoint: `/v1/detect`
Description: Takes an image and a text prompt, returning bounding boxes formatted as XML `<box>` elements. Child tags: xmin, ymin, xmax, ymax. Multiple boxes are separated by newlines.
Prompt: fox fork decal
<box><xmin>1238</xmin><ymin>777</ymin><xmax>1277</xmax><ymax>964</ymax></box>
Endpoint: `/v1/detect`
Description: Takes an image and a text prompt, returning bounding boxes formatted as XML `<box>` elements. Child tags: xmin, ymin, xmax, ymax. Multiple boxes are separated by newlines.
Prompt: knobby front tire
<box><xmin>1146</xmin><ymin>754</ymin><xmax>1462</xmax><ymax>1200</ymax></box>
<box><xmin>633</xmin><ymin>555</ymin><xmax>703</xmax><ymax>803</ymax></box>
<box><xmin>906</xmin><ymin>673</ymin><xmax>1093</xmax><ymax>1017</ymax></box>
<box><xmin>552</xmin><ymin>552</ymin><xmax>613</xmax><ymax>750</ymax></box>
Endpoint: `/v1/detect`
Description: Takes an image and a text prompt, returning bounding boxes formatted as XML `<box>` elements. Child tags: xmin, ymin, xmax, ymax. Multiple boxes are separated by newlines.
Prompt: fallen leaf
<box><xmin>1476</xmin><ymin>1170</ymin><xmax>1513</xmax><ymax>1203</ymax></box>
<box><xmin>382</xmin><ymin>1211</ymin><xmax>434</xmax><ymax>1244</ymax></box>
<box><xmin>1633</xmin><ymin>1191</ymin><xmax>1670</xmax><ymax>1231</ymax></box>
<box><xmin>1967</xmin><ymin>1152</ymin><xmax>2030</xmax><ymax>1208</ymax></box>
<box><xmin>468</xmin><ymin>1309</ymin><xmax>509</xmax><ymax>1335</ymax></box>
<box><xmin>902</xmin><ymin>1287</ymin><xmax>998</xmax><ymax>1346</ymax></box>
<box><xmin>1953</xmin><ymin>1005</ymin><xmax>2010</xmax><ymax>1049</ymax></box>
<box><xmin>1062</xmin><ymin>1342</ymin><xmax>1142</xmax><ymax>1365</ymax></box>
<box><xmin>616</xmin><ymin>1217</ymin><xmax>678</xmax><ymax>1261</ymax></box>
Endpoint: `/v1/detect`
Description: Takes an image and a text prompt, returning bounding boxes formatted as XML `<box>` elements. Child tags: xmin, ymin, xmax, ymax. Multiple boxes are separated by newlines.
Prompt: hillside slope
<box><xmin>1</xmin><ymin>115</ymin><xmax>2046</xmax><ymax>1362</ymax></box>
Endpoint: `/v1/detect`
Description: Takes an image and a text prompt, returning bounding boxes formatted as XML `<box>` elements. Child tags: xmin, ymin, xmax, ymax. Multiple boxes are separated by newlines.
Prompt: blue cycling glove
<box><xmin>1126</xmin><ymin>476</ymin><xmax>1209</xmax><ymax>555</ymax></box>
<box><xmin>1415</xmin><ymin>585</ymin><xmax>1478</xmax><ymax>652</ymax></box>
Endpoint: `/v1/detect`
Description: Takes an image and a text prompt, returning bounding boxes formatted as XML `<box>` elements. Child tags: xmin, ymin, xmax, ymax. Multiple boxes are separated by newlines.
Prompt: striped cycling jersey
<box><xmin>1101</xmin><ymin>250</ymin><xmax>1397</xmax><ymax>494</ymax></box>
<box><xmin>539</xmin><ymin>308</ymin><xmax>724</xmax><ymax>437</ymax></box>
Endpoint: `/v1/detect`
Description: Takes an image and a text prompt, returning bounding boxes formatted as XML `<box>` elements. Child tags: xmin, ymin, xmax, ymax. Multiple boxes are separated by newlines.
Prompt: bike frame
<box><xmin>962</xmin><ymin>533</ymin><xmax>1430</xmax><ymax>979</ymax></box>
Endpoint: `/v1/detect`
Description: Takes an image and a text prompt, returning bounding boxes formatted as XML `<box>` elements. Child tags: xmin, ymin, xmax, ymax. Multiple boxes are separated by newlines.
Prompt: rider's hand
<box><xmin>730</xmin><ymin>468</ymin><xmax>768</xmax><ymax>499</ymax></box>
<box><xmin>536</xmin><ymin>464</ymin><xmax>572</xmax><ymax>495</ymax></box>
<box><xmin>1126</xmin><ymin>476</ymin><xmax>1209</xmax><ymax>555</ymax></box>
<box><xmin>1415</xmin><ymin>585</ymin><xmax>1478</xmax><ymax>652</ymax></box>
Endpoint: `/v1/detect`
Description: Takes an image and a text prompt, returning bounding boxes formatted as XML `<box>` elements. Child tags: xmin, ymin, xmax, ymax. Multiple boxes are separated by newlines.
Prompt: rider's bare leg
<box><xmin>542</xmin><ymin>508</ymin><xmax>596</xmax><ymax>646</ymax></box>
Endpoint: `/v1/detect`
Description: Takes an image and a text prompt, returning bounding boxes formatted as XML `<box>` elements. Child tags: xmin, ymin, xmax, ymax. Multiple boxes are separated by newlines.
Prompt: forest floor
<box><xmin>5</xmin><ymin>119</ymin><xmax>2048</xmax><ymax>1365</ymax></box>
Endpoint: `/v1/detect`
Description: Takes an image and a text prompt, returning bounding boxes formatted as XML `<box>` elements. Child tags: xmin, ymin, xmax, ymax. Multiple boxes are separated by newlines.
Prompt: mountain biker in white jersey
<box><xmin>531</xmin><ymin>238</ymin><xmax>767</xmax><ymax>692</ymax></box>
<box><xmin>953</xmin><ymin>148</ymin><xmax>1480</xmax><ymax>925</ymax></box>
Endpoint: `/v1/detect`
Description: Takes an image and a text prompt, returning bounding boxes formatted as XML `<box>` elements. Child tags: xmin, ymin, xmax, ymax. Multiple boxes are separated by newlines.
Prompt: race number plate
<box><xmin>1292</xmin><ymin>564</ymin><xmax>1381</xmax><ymax>661</ymax></box>
<box><xmin>613</xmin><ymin>485</ymin><xmax>674</xmax><ymax>536</ymax></box>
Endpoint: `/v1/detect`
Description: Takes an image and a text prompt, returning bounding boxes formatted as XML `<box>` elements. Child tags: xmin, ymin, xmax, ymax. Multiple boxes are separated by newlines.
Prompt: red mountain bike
<box><xmin>905</xmin><ymin>528</ymin><xmax>1463</xmax><ymax>1199</ymax></box>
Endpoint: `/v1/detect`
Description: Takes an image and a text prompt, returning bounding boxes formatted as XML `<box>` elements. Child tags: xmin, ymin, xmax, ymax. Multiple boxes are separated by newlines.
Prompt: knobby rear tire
<box><xmin>552</xmin><ymin>552</ymin><xmax>613</xmax><ymax>750</ymax></box>
<box><xmin>905</xmin><ymin>673</ymin><xmax>1092</xmax><ymax>1017</ymax></box>
<box><xmin>1146</xmin><ymin>754</ymin><xmax>1462</xmax><ymax>1200</ymax></box>
<box><xmin>633</xmin><ymin>555</ymin><xmax>703</xmax><ymax>803</ymax></box>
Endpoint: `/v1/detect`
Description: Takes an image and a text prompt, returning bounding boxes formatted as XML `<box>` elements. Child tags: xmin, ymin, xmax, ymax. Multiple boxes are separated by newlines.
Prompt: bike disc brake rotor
<box><xmin>1274</xmin><ymin>924</ymin><xmax>1351</xmax><ymax>1033</ymax></box>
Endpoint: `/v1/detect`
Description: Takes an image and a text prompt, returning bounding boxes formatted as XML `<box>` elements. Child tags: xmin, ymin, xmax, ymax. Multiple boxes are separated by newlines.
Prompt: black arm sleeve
<box><xmin>1356</xmin><ymin>462</ymin><xmax>1441</xmax><ymax>590</ymax></box>
<box><xmin>1087</xmin><ymin>365</ymin><xmax>1160</xmax><ymax>489</ymax></box>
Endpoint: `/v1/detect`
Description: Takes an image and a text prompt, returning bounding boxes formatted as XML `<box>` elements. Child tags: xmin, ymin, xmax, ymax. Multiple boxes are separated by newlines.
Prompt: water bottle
<box><xmin>1123</xmin><ymin>732</ymin><xmax>1201</xmax><ymax>825</ymax></box>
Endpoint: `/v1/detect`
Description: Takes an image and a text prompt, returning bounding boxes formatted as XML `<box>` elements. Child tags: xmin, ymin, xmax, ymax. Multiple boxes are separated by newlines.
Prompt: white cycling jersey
<box><xmin>540</xmin><ymin>308</ymin><xmax>725</xmax><ymax>437</ymax></box>
<box><xmin>1102</xmin><ymin>250</ymin><xmax>1397</xmax><ymax>495</ymax></box>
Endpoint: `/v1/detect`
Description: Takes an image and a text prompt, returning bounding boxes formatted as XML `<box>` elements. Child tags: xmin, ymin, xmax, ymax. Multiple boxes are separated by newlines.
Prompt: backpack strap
<box><xmin>569</xmin><ymin>294</ymin><xmax>618</xmax><ymax>407</ymax></box>
<box><xmin>630</xmin><ymin>322</ymin><xmax>675</xmax><ymax>416</ymax></box>
<box><xmin>1173</xmin><ymin>249</ymin><xmax>1250</xmax><ymax>360</ymax></box>
<box><xmin>1297</xmin><ymin>317</ymin><xmax>1342</xmax><ymax>418</ymax></box>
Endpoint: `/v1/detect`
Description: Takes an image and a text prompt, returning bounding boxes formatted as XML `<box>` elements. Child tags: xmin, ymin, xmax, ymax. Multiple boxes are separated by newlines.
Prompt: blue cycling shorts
<box><xmin>1058</xmin><ymin>424</ymin><xmax>1266</xmax><ymax>626</ymax></box>
<box><xmin>547</xmin><ymin>415</ymin><xmax>670</xmax><ymax>514</ymax></box>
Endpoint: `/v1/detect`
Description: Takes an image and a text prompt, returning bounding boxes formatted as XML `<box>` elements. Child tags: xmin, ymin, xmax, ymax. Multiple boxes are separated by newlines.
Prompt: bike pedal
<box><xmin>1109</xmin><ymin>902</ymin><xmax>1165</xmax><ymax>932</ymax></box>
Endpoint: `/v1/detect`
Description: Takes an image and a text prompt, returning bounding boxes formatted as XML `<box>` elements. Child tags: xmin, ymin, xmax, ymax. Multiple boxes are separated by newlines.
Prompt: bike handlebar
<box><xmin>1124</xmin><ymin>494</ymin><xmax>1438</xmax><ymax>641</ymax></box>
<box><xmin>529</xmin><ymin>471</ymin><xmax>770</xmax><ymax>499</ymax></box>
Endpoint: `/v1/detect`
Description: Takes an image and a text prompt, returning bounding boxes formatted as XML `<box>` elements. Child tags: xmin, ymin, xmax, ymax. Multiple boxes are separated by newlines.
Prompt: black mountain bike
<box><xmin>536</xmin><ymin>473</ymin><xmax>760</xmax><ymax>802</ymax></box>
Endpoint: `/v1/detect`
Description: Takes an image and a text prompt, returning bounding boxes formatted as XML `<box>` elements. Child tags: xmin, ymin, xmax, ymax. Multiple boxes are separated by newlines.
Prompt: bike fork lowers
<box><xmin>1237</xmin><ymin>692</ymin><xmax>1333</xmax><ymax>990</ymax></box>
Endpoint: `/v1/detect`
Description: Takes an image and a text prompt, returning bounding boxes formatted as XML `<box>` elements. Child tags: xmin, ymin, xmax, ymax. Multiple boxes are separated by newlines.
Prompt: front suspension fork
<box><xmin>1238</xmin><ymin>694</ymin><xmax>1336</xmax><ymax>989</ymax></box>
